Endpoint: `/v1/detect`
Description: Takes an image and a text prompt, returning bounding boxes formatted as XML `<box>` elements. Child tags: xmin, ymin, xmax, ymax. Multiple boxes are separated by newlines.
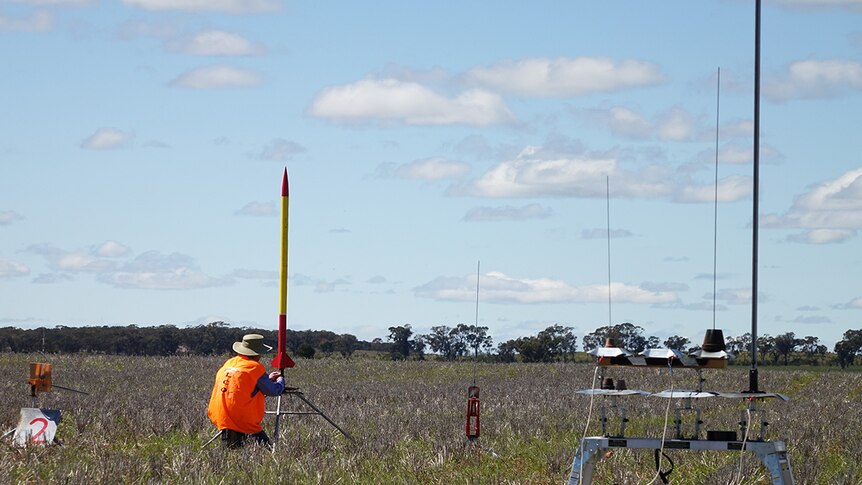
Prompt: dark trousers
<box><xmin>220</xmin><ymin>428</ymin><xmax>272</xmax><ymax>449</ymax></box>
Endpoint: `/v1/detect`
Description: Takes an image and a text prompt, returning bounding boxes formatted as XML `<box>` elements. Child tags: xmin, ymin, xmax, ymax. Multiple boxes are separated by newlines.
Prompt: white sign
<box><xmin>13</xmin><ymin>408</ymin><xmax>61</xmax><ymax>446</ymax></box>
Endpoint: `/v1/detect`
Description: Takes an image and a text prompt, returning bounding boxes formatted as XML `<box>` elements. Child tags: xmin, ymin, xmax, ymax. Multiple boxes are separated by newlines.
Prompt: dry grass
<box><xmin>1</xmin><ymin>353</ymin><xmax>860</xmax><ymax>484</ymax></box>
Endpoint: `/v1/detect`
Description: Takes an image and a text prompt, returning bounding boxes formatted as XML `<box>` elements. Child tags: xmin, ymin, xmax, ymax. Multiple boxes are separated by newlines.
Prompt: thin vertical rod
<box><xmin>473</xmin><ymin>260</ymin><xmax>480</xmax><ymax>386</ymax></box>
<box><xmin>713</xmin><ymin>67</ymin><xmax>721</xmax><ymax>331</ymax></box>
<box><xmin>606</xmin><ymin>176</ymin><xmax>612</xmax><ymax>327</ymax></box>
<box><xmin>272</xmin><ymin>394</ymin><xmax>283</xmax><ymax>449</ymax></box>
<box><xmin>749</xmin><ymin>0</ymin><xmax>761</xmax><ymax>393</ymax></box>
<box><xmin>475</xmin><ymin>260</ymin><xmax>481</xmax><ymax>329</ymax></box>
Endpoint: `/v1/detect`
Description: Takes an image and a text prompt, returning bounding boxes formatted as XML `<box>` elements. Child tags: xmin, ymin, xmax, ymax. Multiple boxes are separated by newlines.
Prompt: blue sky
<box><xmin>2</xmin><ymin>0</ymin><xmax>861</xmax><ymax>349</ymax></box>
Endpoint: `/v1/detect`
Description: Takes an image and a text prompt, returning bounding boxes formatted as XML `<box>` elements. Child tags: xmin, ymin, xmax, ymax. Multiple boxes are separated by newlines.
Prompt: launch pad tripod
<box><xmin>267</xmin><ymin>387</ymin><xmax>354</xmax><ymax>449</ymax></box>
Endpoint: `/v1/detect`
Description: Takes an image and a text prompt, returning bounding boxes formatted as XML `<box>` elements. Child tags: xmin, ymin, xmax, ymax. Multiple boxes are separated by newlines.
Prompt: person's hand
<box><xmin>269</xmin><ymin>371</ymin><xmax>281</xmax><ymax>381</ymax></box>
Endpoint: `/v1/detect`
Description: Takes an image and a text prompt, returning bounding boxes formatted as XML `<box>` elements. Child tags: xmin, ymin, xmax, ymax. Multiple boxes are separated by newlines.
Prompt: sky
<box><xmin>2</xmin><ymin>0</ymin><xmax>861</xmax><ymax>350</ymax></box>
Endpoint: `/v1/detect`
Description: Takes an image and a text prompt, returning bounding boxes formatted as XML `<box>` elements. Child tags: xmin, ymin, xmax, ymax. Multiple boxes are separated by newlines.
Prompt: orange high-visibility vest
<box><xmin>207</xmin><ymin>355</ymin><xmax>267</xmax><ymax>434</ymax></box>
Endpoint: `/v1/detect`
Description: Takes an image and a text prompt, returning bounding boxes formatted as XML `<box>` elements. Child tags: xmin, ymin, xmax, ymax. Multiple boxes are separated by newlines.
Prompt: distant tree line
<box><xmin>3</xmin><ymin>322</ymin><xmax>862</xmax><ymax>368</ymax></box>
<box><xmin>383</xmin><ymin>322</ymin><xmax>862</xmax><ymax>368</ymax></box>
<box><xmin>0</xmin><ymin>322</ymin><xmax>386</xmax><ymax>358</ymax></box>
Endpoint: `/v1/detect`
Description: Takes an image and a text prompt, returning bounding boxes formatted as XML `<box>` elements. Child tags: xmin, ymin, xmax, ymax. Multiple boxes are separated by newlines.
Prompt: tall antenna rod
<box><xmin>473</xmin><ymin>260</ymin><xmax>480</xmax><ymax>386</ymax></box>
<box><xmin>475</xmin><ymin>260</ymin><xmax>481</xmax><ymax>329</ymax></box>
<box><xmin>713</xmin><ymin>67</ymin><xmax>721</xmax><ymax>331</ymax></box>
<box><xmin>606</xmin><ymin>176</ymin><xmax>612</xmax><ymax>327</ymax></box>
<box><xmin>749</xmin><ymin>0</ymin><xmax>762</xmax><ymax>394</ymax></box>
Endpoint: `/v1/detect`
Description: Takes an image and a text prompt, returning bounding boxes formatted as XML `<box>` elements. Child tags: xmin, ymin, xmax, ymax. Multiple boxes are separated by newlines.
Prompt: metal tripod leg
<box><xmin>567</xmin><ymin>438</ymin><xmax>600</xmax><ymax>485</ymax></box>
<box><xmin>267</xmin><ymin>388</ymin><xmax>355</xmax><ymax>449</ymax></box>
<box><xmin>200</xmin><ymin>429</ymin><xmax>222</xmax><ymax>449</ymax></box>
<box><xmin>751</xmin><ymin>441</ymin><xmax>794</xmax><ymax>484</ymax></box>
<box><xmin>289</xmin><ymin>391</ymin><xmax>355</xmax><ymax>443</ymax></box>
<box><xmin>566</xmin><ymin>437</ymin><xmax>794</xmax><ymax>485</ymax></box>
<box><xmin>272</xmin><ymin>393</ymin><xmax>283</xmax><ymax>446</ymax></box>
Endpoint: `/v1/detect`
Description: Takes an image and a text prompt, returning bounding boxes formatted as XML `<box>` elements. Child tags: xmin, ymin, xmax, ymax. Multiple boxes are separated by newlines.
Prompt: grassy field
<box><xmin>1</xmin><ymin>353</ymin><xmax>861</xmax><ymax>484</ymax></box>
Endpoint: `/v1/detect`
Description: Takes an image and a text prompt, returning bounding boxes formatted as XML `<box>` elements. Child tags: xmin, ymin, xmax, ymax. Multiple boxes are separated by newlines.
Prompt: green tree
<box><xmin>297</xmin><ymin>343</ymin><xmax>316</xmax><ymax>359</ymax></box>
<box><xmin>583</xmin><ymin>322</ymin><xmax>647</xmax><ymax>353</ymax></box>
<box><xmin>335</xmin><ymin>334</ymin><xmax>358</xmax><ymax>359</ymax></box>
<box><xmin>462</xmin><ymin>325</ymin><xmax>493</xmax><ymax>358</ymax></box>
<box><xmin>496</xmin><ymin>340</ymin><xmax>517</xmax><ymax>363</ymax></box>
<box><xmin>423</xmin><ymin>325</ymin><xmax>456</xmax><ymax>360</ymax></box>
<box><xmin>799</xmin><ymin>336</ymin><xmax>826</xmax><ymax>365</ymax></box>
<box><xmin>664</xmin><ymin>335</ymin><xmax>690</xmax><ymax>352</ymax></box>
<box><xmin>387</xmin><ymin>325</ymin><xmax>414</xmax><ymax>360</ymax></box>
<box><xmin>834</xmin><ymin>329</ymin><xmax>862</xmax><ymax>369</ymax></box>
<box><xmin>773</xmin><ymin>332</ymin><xmax>800</xmax><ymax>366</ymax></box>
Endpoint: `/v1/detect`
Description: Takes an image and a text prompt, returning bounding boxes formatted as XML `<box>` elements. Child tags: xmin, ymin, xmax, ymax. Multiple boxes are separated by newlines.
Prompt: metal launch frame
<box><xmin>267</xmin><ymin>387</ymin><xmax>354</xmax><ymax>447</ymax></box>
<box><xmin>567</xmin><ymin>1</ymin><xmax>796</xmax><ymax>482</ymax></box>
<box><xmin>568</xmin><ymin>358</ymin><xmax>795</xmax><ymax>484</ymax></box>
<box><xmin>568</xmin><ymin>437</ymin><xmax>793</xmax><ymax>484</ymax></box>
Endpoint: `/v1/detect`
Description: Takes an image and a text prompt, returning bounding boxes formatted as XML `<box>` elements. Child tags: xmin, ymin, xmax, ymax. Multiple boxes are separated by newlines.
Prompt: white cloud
<box><xmin>690</xmin><ymin>142</ymin><xmax>782</xmax><ymax>170</ymax></box>
<box><xmin>845</xmin><ymin>297</ymin><xmax>862</xmax><ymax>309</ymax></box>
<box><xmin>715</xmin><ymin>288</ymin><xmax>752</xmax><ymax>305</ymax></box>
<box><xmin>793</xmin><ymin>167</ymin><xmax>862</xmax><ymax>211</ymax></box>
<box><xmin>463</xmin><ymin>204</ymin><xmax>553</xmax><ymax>222</ymax></box>
<box><xmin>0</xmin><ymin>10</ymin><xmax>52</xmax><ymax>33</ymax></box>
<box><xmin>675</xmin><ymin>175</ymin><xmax>752</xmax><ymax>203</ymax></box>
<box><xmin>98</xmin><ymin>251</ymin><xmax>231</xmax><ymax>290</ymax></box>
<box><xmin>466</xmin><ymin>57</ymin><xmax>665</xmax><ymax>97</ymax></box>
<box><xmin>169</xmin><ymin>30</ymin><xmax>263</xmax><ymax>56</ymax></box>
<box><xmin>583</xmin><ymin>106</ymin><xmax>701</xmax><ymax>141</ymax></box>
<box><xmin>591</xmin><ymin>106</ymin><xmax>653</xmax><ymax>138</ymax></box>
<box><xmin>414</xmin><ymin>271</ymin><xmax>676</xmax><ymax>304</ymax></box>
<box><xmin>454</xmin><ymin>144</ymin><xmax>672</xmax><ymax>198</ymax></box>
<box><xmin>122</xmin><ymin>0</ymin><xmax>280</xmax><ymax>13</ymax></box>
<box><xmin>763</xmin><ymin>168</ymin><xmax>862</xmax><ymax>242</ymax></box>
<box><xmin>786</xmin><ymin>228</ymin><xmax>856</xmax><ymax>244</ymax></box>
<box><xmin>0</xmin><ymin>260</ymin><xmax>29</xmax><ymax>278</ymax></box>
<box><xmin>791</xmin><ymin>315</ymin><xmax>832</xmax><ymax>324</ymax></box>
<box><xmin>309</xmin><ymin>79</ymin><xmax>514</xmax><ymax>126</ymax></box>
<box><xmin>80</xmin><ymin>128</ymin><xmax>133</xmax><ymax>150</ymax></box>
<box><xmin>56</xmin><ymin>252</ymin><xmax>115</xmax><ymax>272</ymax></box>
<box><xmin>656</xmin><ymin>108</ymin><xmax>696</xmax><ymax>141</ymax></box>
<box><xmin>396</xmin><ymin>157</ymin><xmax>470</xmax><ymax>180</ymax></box>
<box><xmin>170</xmin><ymin>65</ymin><xmax>261</xmax><ymax>89</ymax></box>
<box><xmin>716</xmin><ymin>143</ymin><xmax>754</xmax><ymax>165</ymax></box>
<box><xmin>0</xmin><ymin>210</ymin><xmax>24</xmax><ymax>225</ymax></box>
<box><xmin>765</xmin><ymin>59</ymin><xmax>862</xmax><ymax>101</ymax></box>
<box><xmin>255</xmin><ymin>138</ymin><xmax>305</xmax><ymax>161</ymax></box>
<box><xmin>27</xmin><ymin>243</ymin><xmax>115</xmax><ymax>273</ymax></box>
<box><xmin>93</xmin><ymin>241</ymin><xmax>131</xmax><ymax>257</ymax></box>
<box><xmin>234</xmin><ymin>201</ymin><xmax>274</xmax><ymax>216</ymax></box>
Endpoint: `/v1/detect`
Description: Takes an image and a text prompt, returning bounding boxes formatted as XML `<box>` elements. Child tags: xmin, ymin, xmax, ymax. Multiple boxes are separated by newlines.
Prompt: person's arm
<box><xmin>256</xmin><ymin>372</ymin><xmax>285</xmax><ymax>396</ymax></box>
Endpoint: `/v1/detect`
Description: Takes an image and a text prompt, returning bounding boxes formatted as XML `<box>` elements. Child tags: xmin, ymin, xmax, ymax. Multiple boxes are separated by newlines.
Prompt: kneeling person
<box><xmin>208</xmin><ymin>334</ymin><xmax>285</xmax><ymax>448</ymax></box>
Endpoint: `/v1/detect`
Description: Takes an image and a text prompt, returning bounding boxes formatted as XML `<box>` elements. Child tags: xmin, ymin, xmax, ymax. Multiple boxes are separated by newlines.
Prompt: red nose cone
<box><xmin>281</xmin><ymin>168</ymin><xmax>289</xmax><ymax>197</ymax></box>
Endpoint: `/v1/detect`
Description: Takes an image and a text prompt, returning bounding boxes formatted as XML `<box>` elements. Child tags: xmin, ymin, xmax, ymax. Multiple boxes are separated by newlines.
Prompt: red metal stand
<box><xmin>465</xmin><ymin>386</ymin><xmax>480</xmax><ymax>441</ymax></box>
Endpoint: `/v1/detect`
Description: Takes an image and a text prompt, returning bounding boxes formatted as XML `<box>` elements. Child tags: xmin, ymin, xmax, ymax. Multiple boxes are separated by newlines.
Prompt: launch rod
<box><xmin>271</xmin><ymin>168</ymin><xmax>294</xmax><ymax>446</ymax></box>
<box><xmin>749</xmin><ymin>0</ymin><xmax>761</xmax><ymax>394</ymax></box>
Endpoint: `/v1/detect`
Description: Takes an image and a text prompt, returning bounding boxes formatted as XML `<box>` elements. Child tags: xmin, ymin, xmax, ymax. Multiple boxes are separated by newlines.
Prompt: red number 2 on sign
<box><xmin>29</xmin><ymin>417</ymin><xmax>49</xmax><ymax>444</ymax></box>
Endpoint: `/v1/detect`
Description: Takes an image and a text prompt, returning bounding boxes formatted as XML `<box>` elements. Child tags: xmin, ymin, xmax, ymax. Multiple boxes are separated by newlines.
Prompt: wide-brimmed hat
<box><xmin>232</xmin><ymin>334</ymin><xmax>272</xmax><ymax>356</ymax></box>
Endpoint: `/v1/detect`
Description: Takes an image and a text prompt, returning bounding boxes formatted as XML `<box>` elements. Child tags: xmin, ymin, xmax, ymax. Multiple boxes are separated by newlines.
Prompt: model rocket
<box><xmin>271</xmin><ymin>167</ymin><xmax>295</xmax><ymax>371</ymax></box>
